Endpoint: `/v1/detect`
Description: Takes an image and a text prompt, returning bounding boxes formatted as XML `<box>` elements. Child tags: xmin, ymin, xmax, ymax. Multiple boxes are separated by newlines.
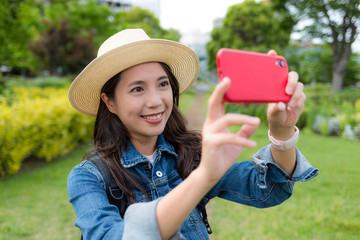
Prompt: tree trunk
<box><xmin>331</xmin><ymin>70</ymin><xmax>344</xmax><ymax>93</ymax></box>
<box><xmin>331</xmin><ymin>48</ymin><xmax>351</xmax><ymax>93</ymax></box>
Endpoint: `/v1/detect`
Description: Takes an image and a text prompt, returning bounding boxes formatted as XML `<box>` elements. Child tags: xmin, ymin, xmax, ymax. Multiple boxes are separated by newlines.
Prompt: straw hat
<box><xmin>68</xmin><ymin>29</ymin><xmax>200</xmax><ymax>117</ymax></box>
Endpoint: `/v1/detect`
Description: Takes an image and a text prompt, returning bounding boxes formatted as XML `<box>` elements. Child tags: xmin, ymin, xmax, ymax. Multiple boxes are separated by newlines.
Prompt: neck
<box><xmin>130</xmin><ymin>136</ymin><xmax>158</xmax><ymax>155</ymax></box>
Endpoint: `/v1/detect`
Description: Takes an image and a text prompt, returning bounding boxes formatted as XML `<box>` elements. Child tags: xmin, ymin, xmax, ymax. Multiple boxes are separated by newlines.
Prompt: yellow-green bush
<box><xmin>0</xmin><ymin>87</ymin><xmax>94</xmax><ymax>176</ymax></box>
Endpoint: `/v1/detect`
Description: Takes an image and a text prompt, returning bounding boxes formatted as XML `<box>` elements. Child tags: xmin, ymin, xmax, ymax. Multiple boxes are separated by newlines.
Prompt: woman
<box><xmin>67</xmin><ymin>29</ymin><xmax>318</xmax><ymax>239</ymax></box>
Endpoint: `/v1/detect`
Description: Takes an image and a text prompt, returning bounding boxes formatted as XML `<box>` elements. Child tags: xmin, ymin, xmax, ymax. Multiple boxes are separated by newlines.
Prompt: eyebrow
<box><xmin>127</xmin><ymin>75</ymin><xmax>169</xmax><ymax>87</ymax></box>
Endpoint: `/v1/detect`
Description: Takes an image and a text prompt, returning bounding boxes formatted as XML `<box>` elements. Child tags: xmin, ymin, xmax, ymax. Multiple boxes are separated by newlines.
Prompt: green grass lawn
<box><xmin>0</xmin><ymin>145</ymin><xmax>89</xmax><ymax>240</ymax></box>
<box><xmin>209</xmin><ymin>125</ymin><xmax>360</xmax><ymax>240</ymax></box>
<box><xmin>1</xmin><ymin>91</ymin><xmax>359</xmax><ymax>239</ymax></box>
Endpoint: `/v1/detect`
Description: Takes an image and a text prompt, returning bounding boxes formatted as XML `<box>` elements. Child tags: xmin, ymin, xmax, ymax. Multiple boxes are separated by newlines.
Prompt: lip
<box><xmin>141</xmin><ymin>112</ymin><xmax>164</xmax><ymax>124</ymax></box>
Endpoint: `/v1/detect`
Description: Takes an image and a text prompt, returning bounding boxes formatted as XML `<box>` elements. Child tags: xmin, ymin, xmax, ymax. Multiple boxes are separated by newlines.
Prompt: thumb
<box><xmin>267</xmin><ymin>102</ymin><xmax>286</xmax><ymax>122</ymax></box>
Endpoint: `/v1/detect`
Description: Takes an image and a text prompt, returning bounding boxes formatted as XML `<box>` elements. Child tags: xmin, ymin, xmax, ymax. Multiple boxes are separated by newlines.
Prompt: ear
<box><xmin>101</xmin><ymin>93</ymin><xmax>117</xmax><ymax>114</ymax></box>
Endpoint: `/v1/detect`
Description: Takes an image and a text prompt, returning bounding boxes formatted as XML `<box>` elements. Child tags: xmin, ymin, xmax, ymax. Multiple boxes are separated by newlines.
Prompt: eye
<box><xmin>130</xmin><ymin>86</ymin><xmax>143</xmax><ymax>93</ymax></box>
<box><xmin>159</xmin><ymin>80</ymin><xmax>170</xmax><ymax>87</ymax></box>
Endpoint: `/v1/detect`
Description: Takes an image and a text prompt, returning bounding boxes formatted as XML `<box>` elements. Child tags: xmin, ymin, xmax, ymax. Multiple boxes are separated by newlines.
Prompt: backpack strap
<box><xmin>89</xmin><ymin>158</ymin><xmax>129</xmax><ymax>218</ymax></box>
<box><xmin>197</xmin><ymin>199</ymin><xmax>212</xmax><ymax>234</ymax></box>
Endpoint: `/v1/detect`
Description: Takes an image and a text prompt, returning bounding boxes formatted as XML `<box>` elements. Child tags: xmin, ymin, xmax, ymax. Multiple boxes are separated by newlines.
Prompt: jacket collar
<box><xmin>120</xmin><ymin>134</ymin><xmax>177</xmax><ymax>168</ymax></box>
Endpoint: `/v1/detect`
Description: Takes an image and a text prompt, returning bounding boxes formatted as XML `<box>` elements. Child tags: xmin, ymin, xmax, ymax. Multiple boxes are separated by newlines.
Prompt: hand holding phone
<box><xmin>216</xmin><ymin>48</ymin><xmax>291</xmax><ymax>103</ymax></box>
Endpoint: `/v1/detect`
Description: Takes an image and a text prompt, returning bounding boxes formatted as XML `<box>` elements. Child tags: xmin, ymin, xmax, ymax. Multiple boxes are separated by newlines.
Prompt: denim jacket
<box><xmin>67</xmin><ymin>134</ymin><xmax>318</xmax><ymax>240</ymax></box>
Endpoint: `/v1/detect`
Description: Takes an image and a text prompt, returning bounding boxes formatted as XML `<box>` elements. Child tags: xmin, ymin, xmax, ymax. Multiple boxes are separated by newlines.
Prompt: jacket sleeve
<box><xmin>67</xmin><ymin>161</ymin><xmax>162</xmax><ymax>240</ymax></box>
<box><xmin>204</xmin><ymin>144</ymin><xmax>319</xmax><ymax>208</ymax></box>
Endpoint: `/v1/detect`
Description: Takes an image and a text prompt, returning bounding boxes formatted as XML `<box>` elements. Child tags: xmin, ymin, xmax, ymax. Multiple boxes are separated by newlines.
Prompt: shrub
<box><xmin>327</xmin><ymin>117</ymin><xmax>341</xmax><ymax>136</ymax></box>
<box><xmin>303</xmin><ymin>84</ymin><xmax>360</xmax><ymax>139</ymax></box>
<box><xmin>313</xmin><ymin>115</ymin><xmax>327</xmax><ymax>135</ymax></box>
<box><xmin>354</xmin><ymin>124</ymin><xmax>360</xmax><ymax>140</ymax></box>
<box><xmin>0</xmin><ymin>87</ymin><xmax>94</xmax><ymax>176</ymax></box>
<box><xmin>225</xmin><ymin>103</ymin><xmax>268</xmax><ymax>123</ymax></box>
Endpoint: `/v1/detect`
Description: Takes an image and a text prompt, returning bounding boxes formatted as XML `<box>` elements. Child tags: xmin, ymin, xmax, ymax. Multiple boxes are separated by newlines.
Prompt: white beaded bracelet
<box><xmin>268</xmin><ymin>126</ymin><xmax>299</xmax><ymax>151</ymax></box>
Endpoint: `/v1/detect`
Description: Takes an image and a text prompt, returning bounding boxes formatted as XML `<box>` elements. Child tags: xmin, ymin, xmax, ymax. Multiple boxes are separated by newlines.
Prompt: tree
<box><xmin>114</xmin><ymin>7</ymin><xmax>180</xmax><ymax>41</ymax></box>
<box><xmin>1</xmin><ymin>0</ymin><xmax>181</xmax><ymax>76</ymax></box>
<box><xmin>206</xmin><ymin>0</ymin><xmax>295</xmax><ymax>69</ymax></box>
<box><xmin>284</xmin><ymin>43</ymin><xmax>333</xmax><ymax>84</ymax></box>
<box><xmin>30</xmin><ymin>19</ymin><xmax>96</xmax><ymax>75</ymax></box>
<box><xmin>36</xmin><ymin>1</ymin><xmax>180</xmax><ymax>74</ymax></box>
<box><xmin>0</xmin><ymin>0</ymin><xmax>42</xmax><ymax>71</ymax></box>
<box><xmin>283</xmin><ymin>0</ymin><xmax>360</xmax><ymax>92</ymax></box>
<box><xmin>43</xmin><ymin>0</ymin><xmax>118</xmax><ymax>48</ymax></box>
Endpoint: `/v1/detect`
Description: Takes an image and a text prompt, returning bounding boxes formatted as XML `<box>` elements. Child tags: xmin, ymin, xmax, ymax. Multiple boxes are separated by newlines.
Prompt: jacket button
<box><xmin>156</xmin><ymin>171</ymin><xmax>163</xmax><ymax>177</ymax></box>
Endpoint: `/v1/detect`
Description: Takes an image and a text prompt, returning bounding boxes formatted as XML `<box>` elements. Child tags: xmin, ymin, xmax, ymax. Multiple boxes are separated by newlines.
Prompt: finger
<box><xmin>206</xmin><ymin>132</ymin><xmax>257</xmax><ymax>149</ymax></box>
<box><xmin>207</xmin><ymin>77</ymin><xmax>230</xmax><ymax>121</ymax></box>
<box><xmin>288</xmin><ymin>91</ymin><xmax>306</xmax><ymax>111</ymax></box>
<box><xmin>285</xmin><ymin>71</ymin><xmax>299</xmax><ymax>95</ymax></box>
<box><xmin>272</xmin><ymin>102</ymin><xmax>287</xmax><ymax>113</ymax></box>
<box><xmin>268</xmin><ymin>50</ymin><xmax>277</xmax><ymax>56</ymax></box>
<box><xmin>237</xmin><ymin>122</ymin><xmax>260</xmax><ymax>139</ymax></box>
<box><xmin>205</xmin><ymin>113</ymin><xmax>260</xmax><ymax>133</ymax></box>
<box><xmin>267</xmin><ymin>102</ymin><xmax>286</xmax><ymax>122</ymax></box>
<box><xmin>287</xmin><ymin>82</ymin><xmax>304</xmax><ymax>110</ymax></box>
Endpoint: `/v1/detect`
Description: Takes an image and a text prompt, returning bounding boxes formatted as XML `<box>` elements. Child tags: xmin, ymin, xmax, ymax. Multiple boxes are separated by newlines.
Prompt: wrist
<box><xmin>192</xmin><ymin>165</ymin><xmax>219</xmax><ymax>190</ymax></box>
<box><xmin>268</xmin><ymin>126</ymin><xmax>295</xmax><ymax>140</ymax></box>
<box><xmin>268</xmin><ymin>126</ymin><xmax>299</xmax><ymax>151</ymax></box>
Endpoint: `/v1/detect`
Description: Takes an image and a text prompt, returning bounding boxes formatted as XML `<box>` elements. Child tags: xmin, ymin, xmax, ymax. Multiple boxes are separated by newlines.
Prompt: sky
<box><xmin>159</xmin><ymin>0</ymin><xmax>242</xmax><ymax>34</ymax></box>
<box><xmin>133</xmin><ymin>0</ymin><xmax>359</xmax><ymax>52</ymax></box>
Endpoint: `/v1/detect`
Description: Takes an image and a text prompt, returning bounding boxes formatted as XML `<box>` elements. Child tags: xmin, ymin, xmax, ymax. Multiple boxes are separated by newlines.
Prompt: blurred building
<box><xmin>212</xmin><ymin>17</ymin><xmax>223</xmax><ymax>29</ymax></box>
<box><xmin>181</xmin><ymin>30</ymin><xmax>210</xmax><ymax>73</ymax></box>
<box><xmin>97</xmin><ymin>0</ymin><xmax>131</xmax><ymax>11</ymax></box>
<box><xmin>97</xmin><ymin>0</ymin><xmax>160</xmax><ymax>17</ymax></box>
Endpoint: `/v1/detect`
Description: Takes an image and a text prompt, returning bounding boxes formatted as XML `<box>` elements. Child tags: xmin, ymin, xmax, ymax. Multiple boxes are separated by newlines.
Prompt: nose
<box><xmin>145</xmin><ymin>88</ymin><xmax>162</xmax><ymax>108</ymax></box>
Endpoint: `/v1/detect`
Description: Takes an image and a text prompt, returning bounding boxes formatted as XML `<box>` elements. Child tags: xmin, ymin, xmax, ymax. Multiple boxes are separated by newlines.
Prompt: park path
<box><xmin>184</xmin><ymin>92</ymin><xmax>206</xmax><ymax>131</ymax></box>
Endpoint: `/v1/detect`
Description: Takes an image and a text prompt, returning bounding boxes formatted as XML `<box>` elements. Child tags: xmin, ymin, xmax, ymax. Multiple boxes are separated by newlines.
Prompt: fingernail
<box><xmin>286</xmin><ymin>87</ymin><xmax>293</xmax><ymax>95</ymax></box>
<box><xmin>249</xmin><ymin>141</ymin><xmax>257</xmax><ymax>147</ymax></box>
<box><xmin>253</xmin><ymin>117</ymin><xmax>261</xmax><ymax>123</ymax></box>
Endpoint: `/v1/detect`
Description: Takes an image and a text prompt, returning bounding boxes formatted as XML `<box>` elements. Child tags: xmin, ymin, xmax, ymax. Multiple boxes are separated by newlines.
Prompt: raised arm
<box><xmin>266</xmin><ymin>50</ymin><xmax>306</xmax><ymax>175</ymax></box>
<box><xmin>156</xmin><ymin>77</ymin><xmax>260</xmax><ymax>239</ymax></box>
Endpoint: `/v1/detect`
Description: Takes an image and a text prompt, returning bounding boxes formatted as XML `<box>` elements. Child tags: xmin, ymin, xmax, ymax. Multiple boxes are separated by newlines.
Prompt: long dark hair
<box><xmin>88</xmin><ymin>63</ymin><xmax>202</xmax><ymax>203</ymax></box>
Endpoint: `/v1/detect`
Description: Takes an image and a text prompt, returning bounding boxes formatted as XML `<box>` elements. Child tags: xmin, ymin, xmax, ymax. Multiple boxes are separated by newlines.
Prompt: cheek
<box><xmin>166</xmin><ymin>92</ymin><xmax>174</xmax><ymax>111</ymax></box>
<box><xmin>113</xmin><ymin>98</ymin><xmax>137</xmax><ymax>121</ymax></box>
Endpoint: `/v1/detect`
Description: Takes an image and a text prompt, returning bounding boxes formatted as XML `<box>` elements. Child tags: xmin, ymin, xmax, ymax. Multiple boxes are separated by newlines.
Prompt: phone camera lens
<box><xmin>275</xmin><ymin>60</ymin><xmax>286</xmax><ymax>67</ymax></box>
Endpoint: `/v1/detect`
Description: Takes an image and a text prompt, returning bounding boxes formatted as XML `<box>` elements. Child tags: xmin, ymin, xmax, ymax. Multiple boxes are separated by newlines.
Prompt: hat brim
<box><xmin>68</xmin><ymin>39</ymin><xmax>199</xmax><ymax>117</ymax></box>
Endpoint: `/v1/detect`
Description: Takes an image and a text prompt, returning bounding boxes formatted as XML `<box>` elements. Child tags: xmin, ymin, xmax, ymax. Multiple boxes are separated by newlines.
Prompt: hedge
<box><xmin>0</xmin><ymin>87</ymin><xmax>94</xmax><ymax>176</ymax></box>
<box><xmin>223</xmin><ymin>84</ymin><xmax>360</xmax><ymax>140</ymax></box>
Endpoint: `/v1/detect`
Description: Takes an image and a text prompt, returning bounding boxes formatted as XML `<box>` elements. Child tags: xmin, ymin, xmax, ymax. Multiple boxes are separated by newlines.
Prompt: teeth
<box><xmin>143</xmin><ymin>113</ymin><xmax>162</xmax><ymax>120</ymax></box>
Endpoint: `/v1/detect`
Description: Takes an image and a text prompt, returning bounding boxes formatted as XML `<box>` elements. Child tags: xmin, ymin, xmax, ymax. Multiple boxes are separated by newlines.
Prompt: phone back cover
<box><xmin>217</xmin><ymin>49</ymin><xmax>290</xmax><ymax>103</ymax></box>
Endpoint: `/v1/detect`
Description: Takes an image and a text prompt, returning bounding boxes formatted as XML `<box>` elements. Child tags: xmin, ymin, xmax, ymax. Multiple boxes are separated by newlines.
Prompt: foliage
<box><xmin>343</xmin><ymin>52</ymin><xmax>360</xmax><ymax>87</ymax></box>
<box><xmin>0</xmin><ymin>0</ymin><xmax>42</xmax><ymax>70</ymax></box>
<box><xmin>207</xmin><ymin>0</ymin><xmax>294</xmax><ymax>69</ymax></box>
<box><xmin>0</xmin><ymin>87</ymin><xmax>94</xmax><ymax>176</ymax></box>
<box><xmin>225</xmin><ymin>103</ymin><xmax>268</xmax><ymax>124</ymax></box>
<box><xmin>30</xmin><ymin>19</ymin><xmax>96</xmax><ymax>75</ymax></box>
<box><xmin>285</xmin><ymin>44</ymin><xmax>333</xmax><ymax>84</ymax></box>
<box><xmin>43</xmin><ymin>0</ymin><xmax>118</xmax><ymax>48</ymax></box>
<box><xmin>302</xmin><ymin>84</ymin><xmax>360</xmax><ymax>139</ymax></box>
<box><xmin>114</xmin><ymin>7</ymin><xmax>180</xmax><ymax>41</ymax></box>
<box><xmin>223</xmin><ymin>83</ymin><xmax>360</xmax><ymax>140</ymax></box>
<box><xmin>1</xmin><ymin>0</ymin><xmax>180</xmax><ymax>75</ymax></box>
<box><xmin>285</xmin><ymin>44</ymin><xmax>360</xmax><ymax>86</ymax></box>
<box><xmin>0</xmin><ymin>76</ymin><xmax>72</xmax><ymax>105</ymax></box>
<box><xmin>283</xmin><ymin>0</ymin><xmax>360</xmax><ymax>92</ymax></box>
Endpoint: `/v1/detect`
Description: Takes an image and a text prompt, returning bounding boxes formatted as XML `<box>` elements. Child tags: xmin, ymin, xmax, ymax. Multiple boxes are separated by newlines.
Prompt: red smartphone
<box><xmin>216</xmin><ymin>48</ymin><xmax>291</xmax><ymax>103</ymax></box>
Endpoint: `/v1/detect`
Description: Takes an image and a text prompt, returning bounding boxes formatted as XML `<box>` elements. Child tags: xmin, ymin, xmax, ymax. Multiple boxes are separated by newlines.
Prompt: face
<box><xmin>102</xmin><ymin>62</ymin><xmax>173</xmax><ymax>144</ymax></box>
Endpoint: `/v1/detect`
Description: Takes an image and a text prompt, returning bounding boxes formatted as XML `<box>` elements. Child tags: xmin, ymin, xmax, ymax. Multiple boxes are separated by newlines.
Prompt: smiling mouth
<box><xmin>142</xmin><ymin>112</ymin><xmax>163</xmax><ymax>120</ymax></box>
